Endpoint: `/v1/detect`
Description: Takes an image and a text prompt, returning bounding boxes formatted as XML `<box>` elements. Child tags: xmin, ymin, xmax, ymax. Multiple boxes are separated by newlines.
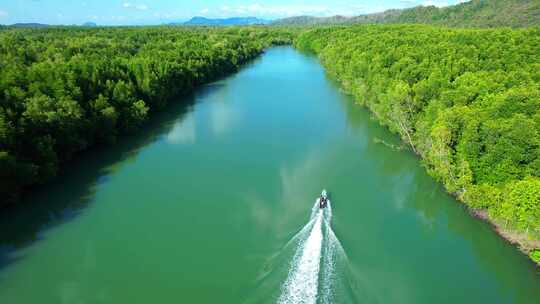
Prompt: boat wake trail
<box><xmin>278</xmin><ymin>201</ymin><xmax>345</xmax><ymax>304</ymax></box>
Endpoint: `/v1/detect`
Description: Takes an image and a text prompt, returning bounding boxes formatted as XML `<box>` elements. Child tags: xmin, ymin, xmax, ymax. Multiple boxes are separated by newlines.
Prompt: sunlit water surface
<box><xmin>1</xmin><ymin>47</ymin><xmax>540</xmax><ymax>303</ymax></box>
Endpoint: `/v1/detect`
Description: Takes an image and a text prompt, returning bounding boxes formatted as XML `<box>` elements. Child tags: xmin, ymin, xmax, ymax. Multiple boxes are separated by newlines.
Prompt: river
<box><xmin>1</xmin><ymin>47</ymin><xmax>540</xmax><ymax>303</ymax></box>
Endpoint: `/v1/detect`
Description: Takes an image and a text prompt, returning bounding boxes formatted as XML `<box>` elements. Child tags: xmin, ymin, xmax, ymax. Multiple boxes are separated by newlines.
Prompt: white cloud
<box><xmin>122</xmin><ymin>2</ymin><xmax>148</xmax><ymax>11</ymax></box>
<box><xmin>111</xmin><ymin>15</ymin><xmax>127</xmax><ymax>21</ymax></box>
<box><xmin>152</xmin><ymin>11</ymin><xmax>180</xmax><ymax>19</ymax></box>
<box><xmin>422</xmin><ymin>0</ymin><xmax>449</xmax><ymax>7</ymax></box>
<box><xmin>402</xmin><ymin>0</ymin><xmax>469</xmax><ymax>8</ymax></box>
<box><xmin>210</xmin><ymin>101</ymin><xmax>237</xmax><ymax>137</ymax></box>
<box><xmin>207</xmin><ymin>3</ymin><xmax>385</xmax><ymax>18</ymax></box>
<box><xmin>370</xmin><ymin>5</ymin><xmax>386</xmax><ymax>13</ymax></box>
<box><xmin>399</xmin><ymin>0</ymin><xmax>468</xmax><ymax>9</ymax></box>
<box><xmin>212</xmin><ymin>0</ymin><xmax>468</xmax><ymax>18</ymax></box>
<box><xmin>0</xmin><ymin>10</ymin><xmax>7</xmax><ymax>18</ymax></box>
<box><xmin>200</xmin><ymin>8</ymin><xmax>209</xmax><ymax>15</ymax></box>
<box><xmin>167</xmin><ymin>116</ymin><xmax>196</xmax><ymax>145</ymax></box>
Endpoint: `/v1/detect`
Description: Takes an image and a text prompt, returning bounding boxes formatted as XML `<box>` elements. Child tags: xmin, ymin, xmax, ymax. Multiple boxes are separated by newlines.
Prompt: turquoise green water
<box><xmin>1</xmin><ymin>47</ymin><xmax>540</xmax><ymax>303</ymax></box>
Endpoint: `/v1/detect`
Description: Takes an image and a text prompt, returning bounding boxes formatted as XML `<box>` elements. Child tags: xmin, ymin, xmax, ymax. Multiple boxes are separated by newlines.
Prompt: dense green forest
<box><xmin>0</xmin><ymin>26</ymin><xmax>295</xmax><ymax>205</ymax></box>
<box><xmin>296</xmin><ymin>25</ymin><xmax>540</xmax><ymax>260</ymax></box>
<box><xmin>275</xmin><ymin>0</ymin><xmax>540</xmax><ymax>28</ymax></box>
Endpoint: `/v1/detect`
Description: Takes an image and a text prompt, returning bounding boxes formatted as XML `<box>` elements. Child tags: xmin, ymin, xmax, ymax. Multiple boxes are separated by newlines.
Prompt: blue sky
<box><xmin>0</xmin><ymin>0</ymin><xmax>469</xmax><ymax>25</ymax></box>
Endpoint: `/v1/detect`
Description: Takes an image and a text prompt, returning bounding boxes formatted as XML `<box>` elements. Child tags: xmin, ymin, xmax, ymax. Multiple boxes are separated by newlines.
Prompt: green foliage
<box><xmin>0</xmin><ymin>151</ymin><xmax>37</xmax><ymax>204</ymax></box>
<box><xmin>0</xmin><ymin>26</ymin><xmax>297</xmax><ymax>206</ymax></box>
<box><xmin>530</xmin><ymin>249</ymin><xmax>540</xmax><ymax>263</ymax></box>
<box><xmin>497</xmin><ymin>177</ymin><xmax>540</xmax><ymax>234</ymax></box>
<box><xmin>275</xmin><ymin>0</ymin><xmax>540</xmax><ymax>28</ymax></box>
<box><xmin>296</xmin><ymin>24</ymin><xmax>540</xmax><ymax>238</ymax></box>
<box><xmin>383</xmin><ymin>0</ymin><xmax>540</xmax><ymax>28</ymax></box>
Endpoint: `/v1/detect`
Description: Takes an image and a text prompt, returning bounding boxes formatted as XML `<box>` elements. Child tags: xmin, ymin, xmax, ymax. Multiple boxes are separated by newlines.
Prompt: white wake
<box><xmin>278</xmin><ymin>200</ymin><xmax>342</xmax><ymax>304</ymax></box>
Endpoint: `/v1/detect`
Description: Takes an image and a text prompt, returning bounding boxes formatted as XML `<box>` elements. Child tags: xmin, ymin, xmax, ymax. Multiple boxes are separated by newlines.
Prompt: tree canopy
<box><xmin>275</xmin><ymin>0</ymin><xmax>540</xmax><ymax>28</ymax></box>
<box><xmin>0</xmin><ymin>26</ymin><xmax>296</xmax><ymax>205</ymax></box>
<box><xmin>296</xmin><ymin>24</ymin><xmax>540</xmax><ymax>251</ymax></box>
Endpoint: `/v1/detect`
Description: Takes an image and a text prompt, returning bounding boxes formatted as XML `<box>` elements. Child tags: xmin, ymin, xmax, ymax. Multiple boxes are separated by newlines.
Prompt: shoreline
<box><xmin>316</xmin><ymin>57</ymin><xmax>540</xmax><ymax>268</ymax></box>
<box><xmin>471</xmin><ymin>209</ymin><xmax>540</xmax><ymax>266</ymax></box>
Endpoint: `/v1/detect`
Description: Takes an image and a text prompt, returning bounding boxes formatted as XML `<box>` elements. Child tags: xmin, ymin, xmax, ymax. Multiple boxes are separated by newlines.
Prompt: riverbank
<box><xmin>0</xmin><ymin>26</ymin><xmax>296</xmax><ymax>206</ymax></box>
<box><xmin>472</xmin><ymin>209</ymin><xmax>540</xmax><ymax>265</ymax></box>
<box><xmin>294</xmin><ymin>24</ymin><xmax>540</xmax><ymax>266</ymax></box>
<box><xmin>3</xmin><ymin>46</ymin><xmax>540</xmax><ymax>303</ymax></box>
<box><xmin>331</xmin><ymin>75</ymin><xmax>540</xmax><ymax>267</ymax></box>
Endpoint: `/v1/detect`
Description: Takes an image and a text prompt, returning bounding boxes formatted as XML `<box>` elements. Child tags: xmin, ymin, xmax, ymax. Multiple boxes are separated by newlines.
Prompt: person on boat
<box><xmin>319</xmin><ymin>196</ymin><xmax>327</xmax><ymax>209</ymax></box>
<box><xmin>319</xmin><ymin>190</ymin><xmax>328</xmax><ymax>209</ymax></box>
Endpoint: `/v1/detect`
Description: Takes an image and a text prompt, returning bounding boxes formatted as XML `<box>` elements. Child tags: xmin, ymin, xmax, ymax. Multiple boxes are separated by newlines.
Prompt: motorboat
<box><xmin>318</xmin><ymin>189</ymin><xmax>328</xmax><ymax>209</ymax></box>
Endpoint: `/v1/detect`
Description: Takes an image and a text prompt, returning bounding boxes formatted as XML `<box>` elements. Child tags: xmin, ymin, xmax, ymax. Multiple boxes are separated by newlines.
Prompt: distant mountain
<box><xmin>178</xmin><ymin>16</ymin><xmax>270</xmax><ymax>26</ymax></box>
<box><xmin>10</xmin><ymin>23</ymin><xmax>50</xmax><ymax>28</ymax></box>
<box><xmin>82</xmin><ymin>22</ymin><xmax>97</xmax><ymax>27</ymax></box>
<box><xmin>273</xmin><ymin>15</ymin><xmax>351</xmax><ymax>26</ymax></box>
<box><xmin>273</xmin><ymin>0</ymin><xmax>540</xmax><ymax>28</ymax></box>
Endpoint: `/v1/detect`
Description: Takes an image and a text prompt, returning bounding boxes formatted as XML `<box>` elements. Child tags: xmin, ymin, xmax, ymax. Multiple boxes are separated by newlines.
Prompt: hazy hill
<box><xmin>274</xmin><ymin>15</ymin><xmax>351</xmax><ymax>26</ymax></box>
<box><xmin>179</xmin><ymin>16</ymin><xmax>270</xmax><ymax>26</ymax></box>
<box><xmin>273</xmin><ymin>0</ymin><xmax>540</xmax><ymax>28</ymax></box>
<box><xmin>10</xmin><ymin>23</ymin><xmax>50</xmax><ymax>28</ymax></box>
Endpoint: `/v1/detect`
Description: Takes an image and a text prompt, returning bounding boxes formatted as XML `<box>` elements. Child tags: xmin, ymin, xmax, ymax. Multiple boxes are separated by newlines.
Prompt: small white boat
<box><xmin>318</xmin><ymin>189</ymin><xmax>328</xmax><ymax>209</ymax></box>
